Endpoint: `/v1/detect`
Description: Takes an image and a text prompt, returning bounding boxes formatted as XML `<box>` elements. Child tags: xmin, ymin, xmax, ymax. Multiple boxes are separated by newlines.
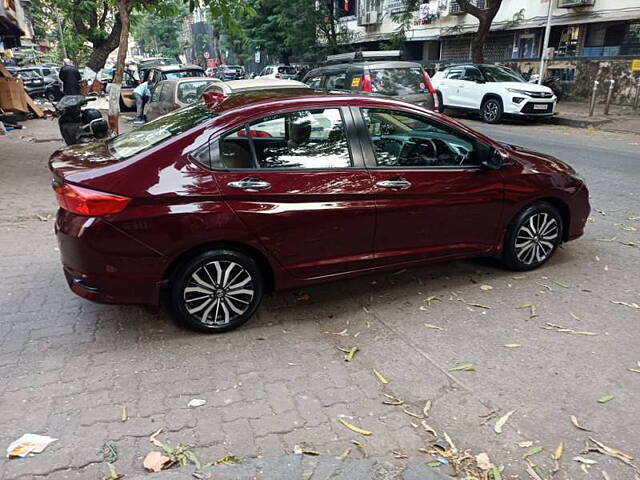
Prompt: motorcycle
<box><xmin>528</xmin><ymin>74</ymin><xmax>564</xmax><ymax>101</ymax></box>
<box><xmin>55</xmin><ymin>95</ymin><xmax>110</xmax><ymax>146</ymax></box>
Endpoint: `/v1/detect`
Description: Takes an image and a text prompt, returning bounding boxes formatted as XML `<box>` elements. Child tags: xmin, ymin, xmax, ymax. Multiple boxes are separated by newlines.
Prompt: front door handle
<box><xmin>376</xmin><ymin>179</ymin><xmax>411</xmax><ymax>189</ymax></box>
<box><xmin>227</xmin><ymin>178</ymin><xmax>271</xmax><ymax>192</ymax></box>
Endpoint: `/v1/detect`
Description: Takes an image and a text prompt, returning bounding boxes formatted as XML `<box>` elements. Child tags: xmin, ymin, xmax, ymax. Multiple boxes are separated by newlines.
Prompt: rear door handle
<box><xmin>227</xmin><ymin>178</ymin><xmax>271</xmax><ymax>192</ymax></box>
<box><xmin>376</xmin><ymin>179</ymin><xmax>411</xmax><ymax>189</ymax></box>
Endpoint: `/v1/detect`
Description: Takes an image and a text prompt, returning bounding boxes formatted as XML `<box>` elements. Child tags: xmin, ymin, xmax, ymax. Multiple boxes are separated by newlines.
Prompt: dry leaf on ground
<box><xmin>597</xmin><ymin>394</ymin><xmax>614</xmax><ymax>404</ymax></box>
<box><xmin>480</xmin><ymin>285</ymin><xmax>493</xmax><ymax>291</ymax></box>
<box><xmin>554</xmin><ymin>442</ymin><xmax>564</xmax><ymax>460</ymax></box>
<box><xmin>494</xmin><ymin>410</ymin><xmax>515</xmax><ymax>434</ymax></box>
<box><xmin>372</xmin><ymin>369</ymin><xmax>388</xmax><ymax>384</ymax></box>
<box><xmin>143</xmin><ymin>451</ymin><xmax>173</xmax><ymax>472</ymax></box>
<box><xmin>523</xmin><ymin>445</ymin><xmax>544</xmax><ymax>459</ymax></box>
<box><xmin>450</xmin><ymin>363</ymin><xmax>476</xmax><ymax>372</ymax></box>
<box><xmin>344</xmin><ymin>346</ymin><xmax>359</xmax><ymax>362</ymax></box>
<box><xmin>475</xmin><ymin>452</ymin><xmax>494</xmax><ymax>470</ymax></box>
<box><xmin>574</xmin><ymin>456</ymin><xmax>598</xmax><ymax>465</ymax></box>
<box><xmin>338</xmin><ymin>418</ymin><xmax>372</xmax><ymax>436</ymax></box>
<box><xmin>570</xmin><ymin>415</ymin><xmax>592</xmax><ymax>432</ymax></box>
<box><xmin>423</xmin><ymin>400</ymin><xmax>432</xmax><ymax>418</ymax></box>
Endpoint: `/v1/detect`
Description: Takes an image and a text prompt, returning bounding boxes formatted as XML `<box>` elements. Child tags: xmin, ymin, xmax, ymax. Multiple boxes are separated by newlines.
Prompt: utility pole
<box><xmin>538</xmin><ymin>0</ymin><xmax>554</xmax><ymax>85</ymax></box>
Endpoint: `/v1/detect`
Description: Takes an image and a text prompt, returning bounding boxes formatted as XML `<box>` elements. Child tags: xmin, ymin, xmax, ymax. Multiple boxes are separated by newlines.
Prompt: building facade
<box><xmin>338</xmin><ymin>0</ymin><xmax>640</xmax><ymax>103</ymax></box>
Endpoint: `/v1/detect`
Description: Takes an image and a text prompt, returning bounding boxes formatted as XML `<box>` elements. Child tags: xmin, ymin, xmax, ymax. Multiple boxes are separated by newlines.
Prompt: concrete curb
<box><xmin>547</xmin><ymin>115</ymin><xmax>612</xmax><ymax>129</ymax></box>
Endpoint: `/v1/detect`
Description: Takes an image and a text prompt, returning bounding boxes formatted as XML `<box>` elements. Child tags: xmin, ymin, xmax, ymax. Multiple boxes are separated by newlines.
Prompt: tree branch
<box><xmin>456</xmin><ymin>0</ymin><xmax>485</xmax><ymax>20</ymax></box>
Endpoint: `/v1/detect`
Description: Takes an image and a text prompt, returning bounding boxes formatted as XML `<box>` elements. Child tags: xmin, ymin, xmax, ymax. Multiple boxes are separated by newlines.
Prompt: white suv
<box><xmin>431</xmin><ymin>64</ymin><xmax>556</xmax><ymax>123</ymax></box>
<box><xmin>255</xmin><ymin>64</ymin><xmax>298</xmax><ymax>80</ymax></box>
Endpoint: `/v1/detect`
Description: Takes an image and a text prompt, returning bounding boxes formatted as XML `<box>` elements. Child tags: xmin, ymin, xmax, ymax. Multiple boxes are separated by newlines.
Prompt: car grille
<box><xmin>528</xmin><ymin>91</ymin><xmax>553</xmax><ymax>98</ymax></box>
<box><xmin>521</xmin><ymin>102</ymin><xmax>553</xmax><ymax>114</ymax></box>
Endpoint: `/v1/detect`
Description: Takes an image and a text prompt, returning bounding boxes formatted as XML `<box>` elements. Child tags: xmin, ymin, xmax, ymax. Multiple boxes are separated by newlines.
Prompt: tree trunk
<box><xmin>85</xmin><ymin>14</ymin><xmax>122</xmax><ymax>73</ymax></box>
<box><xmin>324</xmin><ymin>0</ymin><xmax>338</xmax><ymax>54</ymax></box>
<box><xmin>213</xmin><ymin>30</ymin><xmax>222</xmax><ymax>65</ymax></box>
<box><xmin>108</xmin><ymin>0</ymin><xmax>129</xmax><ymax>135</ymax></box>
<box><xmin>471</xmin><ymin>18</ymin><xmax>491</xmax><ymax>64</ymax></box>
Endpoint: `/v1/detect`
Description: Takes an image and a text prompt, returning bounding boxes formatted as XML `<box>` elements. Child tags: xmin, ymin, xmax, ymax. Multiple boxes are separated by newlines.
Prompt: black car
<box><xmin>15</xmin><ymin>68</ymin><xmax>46</xmax><ymax>97</ymax></box>
<box><xmin>302</xmin><ymin>51</ymin><xmax>437</xmax><ymax>111</ymax></box>
<box><xmin>214</xmin><ymin>65</ymin><xmax>245</xmax><ymax>81</ymax></box>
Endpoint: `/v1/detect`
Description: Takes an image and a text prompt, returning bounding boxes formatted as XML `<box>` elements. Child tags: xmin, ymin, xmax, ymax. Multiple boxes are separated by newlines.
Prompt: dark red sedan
<box><xmin>49</xmin><ymin>89</ymin><xmax>590</xmax><ymax>332</ymax></box>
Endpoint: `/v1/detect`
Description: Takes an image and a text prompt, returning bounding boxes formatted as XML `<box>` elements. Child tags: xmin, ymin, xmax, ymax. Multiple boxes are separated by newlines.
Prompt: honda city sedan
<box><xmin>49</xmin><ymin>89</ymin><xmax>590</xmax><ymax>333</ymax></box>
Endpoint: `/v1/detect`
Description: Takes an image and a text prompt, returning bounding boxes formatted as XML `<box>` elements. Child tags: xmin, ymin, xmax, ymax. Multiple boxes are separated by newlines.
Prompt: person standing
<box><xmin>132</xmin><ymin>80</ymin><xmax>150</xmax><ymax>124</ymax></box>
<box><xmin>58</xmin><ymin>59</ymin><xmax>82</xmax><ymax>96</ymax></box>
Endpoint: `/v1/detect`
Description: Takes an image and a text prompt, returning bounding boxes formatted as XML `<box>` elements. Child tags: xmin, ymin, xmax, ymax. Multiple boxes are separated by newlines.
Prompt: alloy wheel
<box><xmin>183</xmin><ymin>260</ymin><xmax>254</xmax><ymax>326</ymax></box>
<box><xmin>514</xmin><ymin>213</ymin><xmax>559</xmax><ymax>265</ymax></box>
<box><xmin>483</xmin><ymin>101</ymin><xmax>499</xmax><ymax>122</ymax></box>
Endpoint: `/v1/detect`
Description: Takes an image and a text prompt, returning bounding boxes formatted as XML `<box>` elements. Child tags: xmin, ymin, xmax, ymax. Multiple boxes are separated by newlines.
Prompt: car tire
<box><xmin>501</xmin><ymin>202</ymin><xmax>563</xmax><ymax>271</ymax></box>
<box><xmin>481</xmin><ymin>98</ymin><xmax>503</xmax><ymax>124</ymax></box>
<box><xmin>436</xmin><ymin>91</ymin><xmax>445</xmax><ymax>113</ymax></box>
<box><xmin>169</xmin><ymin>249</ymin><xmax>264</xmax><ymax>333</ymax></box>
<box><xmin>46</xmin><ymin>91</ymin><xmax>57</xmax><ymax>102</ymax></box>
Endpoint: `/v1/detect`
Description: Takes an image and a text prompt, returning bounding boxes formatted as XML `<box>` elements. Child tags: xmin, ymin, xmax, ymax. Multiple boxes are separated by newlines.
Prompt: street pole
<box><xmin>634</xmin><ymin>77</ymin><xmax>640</xmax><ymax>111</ymax></box>
<box><xmin>588</xmin><ymin>80</ymin><xmax>599</xmax><ymax>117</ymax></box>
<box><xmin>538</xmin><ymin>0</ymin><xmax>554</xmax><ymax>85</ymax></box>
<box><xmin>604</xmin><ymin>79</ymin><xmax>615</xmax><ymax>115</ymax></box>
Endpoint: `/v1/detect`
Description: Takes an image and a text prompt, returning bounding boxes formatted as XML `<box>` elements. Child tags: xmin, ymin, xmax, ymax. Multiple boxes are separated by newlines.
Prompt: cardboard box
<box><xmin>0</xmin><ymin>78</ymin><xmax>28</xmax><ymax>113</ymax></box>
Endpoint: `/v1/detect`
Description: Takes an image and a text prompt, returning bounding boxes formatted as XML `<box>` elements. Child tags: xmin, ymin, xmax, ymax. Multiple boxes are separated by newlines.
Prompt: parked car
<box><xmin>214</xmin><ymin>65</ymin><xmax>246</xmax><ymax>81</ymax></box>
<box><xmin>104</xmin><ymin>69</ymin><xmax>140</xmax><ymax>110</ymax></box>
<box><xmin>430</xmin><ymin>64</ymin><xmax>557</xmax><ymax>123</ymax></box>
<box><xmin>49</xmin><ymin>88</ymin><xmax>590</xmax><ymax>333</ymax></box>
<box><xmin>202</xmin><ymin>78</ymin><xmax>309</xmax><ymax>96</ymax></box>
<box><xmin>256</xmin><ymin>64</ymin><xmax>297</xmax><ymax>80</ymax></box>
<box><xmin>44</xmin><ymin>79</ymin><xmax>63</xmax><ymax>102</ymax></box>
<box><xmin>302</xmin><ymin>51</ymin><xmax>437</xmax><ymax>111</ymax></box>
<box><xmin>15</xmin><ymin>68</ymin><xmax>46</xmax><ymax>97</ymax></box>
<box><xmin>143</xmin><ymin>64</ymin><xmax>206</xmax><ymax>95</ymax></box>
<box><xmin>144</xmin><ymin>78</ymin><xmax>220</xmax><ymax>121</ymax></box>
<box><xmin>19</xmin><ymin>65</ymin><xmax>59</xmax><ymax>84</ymax></box>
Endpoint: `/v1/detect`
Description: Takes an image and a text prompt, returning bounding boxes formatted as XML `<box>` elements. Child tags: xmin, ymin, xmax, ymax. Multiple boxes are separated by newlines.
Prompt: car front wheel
<box><xmin>481</xmin><ymin>98</ymin><xmax>503</xmax><ymax>123</ymax></box>
<box><xmin>501</xmin><ymin>203</ymin><xmax>563</xmax><ymax>271</ymax></box>
<box><xmin>169</xmin><ymin>249</ymin><xmax>264</xmax><ymax>333</ymax></box>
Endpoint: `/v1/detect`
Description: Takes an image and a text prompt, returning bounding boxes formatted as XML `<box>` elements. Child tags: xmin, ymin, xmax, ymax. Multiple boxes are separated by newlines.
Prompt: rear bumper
<box><xmin>55</xmin><ymin>209</ymin><xmax>168</xmax><ymax>306</ymax></box>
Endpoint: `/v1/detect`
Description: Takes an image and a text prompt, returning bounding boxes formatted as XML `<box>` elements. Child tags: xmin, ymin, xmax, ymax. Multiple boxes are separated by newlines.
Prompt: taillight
<box><xmin>361</xmin><ymin>73</ymin><xmax>372</xmax><ymax>93</ymax></box>
<box><xmin>54</xmin><ymin>182</ymin><xmax>131</xmax><ymax>216</ymax></box>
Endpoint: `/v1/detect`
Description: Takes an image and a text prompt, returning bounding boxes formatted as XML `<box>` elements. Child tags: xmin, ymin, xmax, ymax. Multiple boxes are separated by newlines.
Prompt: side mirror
<box><xmin>481</xmin><ymin>148</ymin><xmax>505</xmax><ymax>170</ymax></box>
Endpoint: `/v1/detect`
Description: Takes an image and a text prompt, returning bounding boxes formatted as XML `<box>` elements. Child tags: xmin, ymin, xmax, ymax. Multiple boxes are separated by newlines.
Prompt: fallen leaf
<box><xmin>554</xmin><ymin>442</ymin><xmax>564</xmax><ymax>460</ymax></box>
<box><xmin>573</xmin><ymin>456</ymin><xmax>598</xmax><ymax>465</ymax></box>
<box><xmin>421</xmin><ymin>420</ymin><xmax>437</xmax><ymax>436</ymax></box>
<box><xmin>213</xmin><ymin>454</ymin><xmax>240</xmax><ymax>465</ymax></box>
<box><xmin>494</xmin><ymin>410</ymin><xmax>515</xmax><ymax>434</ymax></box>
<box><xmin>424</xmin><ymin>296</ymin><xmax>441</xmax><ymax>307</ymax></box>
<box><xmin>467</xmin><ymin>302</ymin><xmax>491</xmax><ymax>309</ymax></box>
<box><xmin>327</xmin><ymin>328</ymin><xmax>349</xmax><ymax>336</ymax></box>
<box><xmin>143</xmin><ymin>451</ymin><xmax>172</xmax><ymax>472</ymax></box>
<box><xmin>588</xmin><ymin>437</ymin><xmax>635</xmax><ymax>465</ymax></box>
<box><xmin>424</xmin><ymin>323</ymin><xmax>443</xmax><ymax>330</ymax></box>
<box><xmin>351</xmin><ymin>440</ymin><xmax>367</xmax><ymax>458</ymax></box>
<box><xmin>121</xmin><ymin>405</ymin><xmax>128</xmax><ymax>422</ymax></box>
<box><xmin>570</xmin><ymin>312</ymin><xmax>581</xmax><ymax>320</ymax></box>
<box><xmin>570</xmin><ymin>415</ymin><xmax>592</xmax><ymax>432</ymax></box>
<box><xmin>602</xmin><ymin>471</ymin><xmax>612</xmax><ymax>480</ymax></box>
<box><xmin>475</xmin><ymin>452</ymin><xmax>494</xmax><ymax>470</ymax></box>
<box><xmin>402</xmin><ymin>407</ymin><xmax>423</xmax><ymax>419</ymax></box>
<box><xmin>610</xmin><ymin>300</ymin><xmax>640</xmax><ymax>309</ymax></box>
<box><xmin>423</xmin><ymin>400</ymin><xmax>432</xmax><ymax>418</ymax></box>
<box><xmin>149</xmin><ymin>428</ymin><xmax>164</xmax><ymax>447</ymax></box>
<box><xmin>449</xmin><ymin>363</ymin><xmax>476</xmax><ymax>372</ymax></box>
<box><xmin>344</xmin><ymin>346</ymin><xmax>359</xmax><ymax>362</ymax></box>
<box><xmin>526</xmin><ymin>464</ymin><xmax>547</xmax><ymax>480</ymax></box>
<box><xmin>443</xmin><ymin>431</ymin><xmax>457</xmax><ymax>453</ymax></box>
<box><xmin>488</xmin><ymin>466</ymin><xmax>502</xmax><ymax>480</ymax></box>
<box><xmin>372</xmin><ymin>369</ymin><xmax>388</xmax><ymax>384</ymax></box>
<box><xmin>293</xmin><ymin>445</ymin><xmax>320</xmax><ymax>456</ymax></box>
<box><xmin>523</xmin><ymin>445</ymin><xmax>544</xmax><ymax>459</ymax></box>
<box><xmin>628</xmin><ymin>368</ymin><xmax>640</xmax><ymax>374</ymax></box>
<box><xmin>338</xmin><ymin>418</ymin><xmax>372</xmax><ymax>436</ymax></box>
<box><xmin>517</xmin><ymin>441</ymin><xmax>534</xmax><ymax>448</ymax></box>
<box><xmin>552</xmin><ymin>280</ymin><xmax>570</xmax><ymax>288</ymax></box>
<box><xmin>504</xmin><ymin>344</ymin><xmax>522</xmax><ymax>348</ymax></box>
<box><xmin>105</xmin><ymin>462</ymin><xmax>124</xmax><ymax>480</ymax></box>
<box><xmin>188</xmin><ymin>399</ymin><xmax>207</xmax><ymax>408</ymax></box>
<box><xmin>480</xmin><ymin>284</ymin><xmax>493</xmax><ymax>291</ymax></box>
<box><xmin>597</xmin><ymin>394</ymin><xmax>614</xmax><ymax>404</ymax></box>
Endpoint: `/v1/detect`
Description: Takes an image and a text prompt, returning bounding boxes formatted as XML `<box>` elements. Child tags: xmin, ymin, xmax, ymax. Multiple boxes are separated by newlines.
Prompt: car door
<box><xmin>353</xmin><ymin>107</ymin><xmax>505</xmax><ymax>265</ymax></box>
<box><xmin>457</xmin><ymin>66</ymin><xmax>486</xmax><ymax>109</ymax></box>
<box><xmin>440</xmin><ymin>67</ymin><xmax>465</xmax><ymax>107</ymax></box>
<box><xmin>159</xmin><ymin>82</ymin><xmax>176</xmax><ymax>114</ymax></box>
<box><xmin>145</xmin><ymin>84</ymin><xmax>164</xmax><ymax>121</ymax></box>
<box><xmin>212</xmin><ymin>106</ymin><xmax>376</xmax><ymax>279</ymax></box>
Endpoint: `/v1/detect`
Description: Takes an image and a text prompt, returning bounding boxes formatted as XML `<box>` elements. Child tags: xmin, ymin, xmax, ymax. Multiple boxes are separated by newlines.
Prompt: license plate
<box><xmin>533</xmin><ymin>104</ymin><xmax>548</xmax><ymax>110</ymax></box>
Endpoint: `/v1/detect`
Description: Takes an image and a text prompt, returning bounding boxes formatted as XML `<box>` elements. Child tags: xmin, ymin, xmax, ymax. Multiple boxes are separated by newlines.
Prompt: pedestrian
<box><xmin>133</xmin><ymin>80</ymin><xmax>150</xmax><ymax>124</ymax></box>
<box><xmin>58</xmin><ymin>58</ymin><xmax>82</xmax><ymax>96</ymax></box>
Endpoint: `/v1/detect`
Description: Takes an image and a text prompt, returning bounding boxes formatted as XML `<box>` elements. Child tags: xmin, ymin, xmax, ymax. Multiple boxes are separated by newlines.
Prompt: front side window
<box><xmin>219</xmin><ymin>108</ymin><xmax>352</xmax><ymax>170</ymax></box>
<box><xmin>462</xmin><ymin>67</ymin><xmax>483</xmax><ymax>82</ymax></box>
<box><xmin>479</xmin><ymin>65</ymin><xmax>525</xmax><ymax>83</ymax></box>
<box><xmin>446</xmin><ymin>68</ymin><xmax>465</xmax><ymax>80</ymax></box>
<box><xmin>305</xmin><ymin>75</ymin><xmax>322</xmax><ymax>88</ymax></box>
<box><xmin>362</xmin><ymin>109</ymin><xmax>480</xmax><ymax>168</ymax></box>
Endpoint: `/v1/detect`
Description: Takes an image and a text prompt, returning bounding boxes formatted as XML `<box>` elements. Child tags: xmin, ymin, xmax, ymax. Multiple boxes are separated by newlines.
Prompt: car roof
<box><xmin>210</xmin><ymin>79</ymin><xmax>309</xmax><ymax>93</ymax></box>
<box><xmin>154</xmin><ymin>64</ymin><xmax>204</xmax><ymax>72</ymax></box>
<box><xmin>159</xmin><ymin>78</ymin><xmax>219</xmax><ymax>86</ymax></box>
<box><xmin>306</xmin><ymin>61</ymin><xmax>423</xmax><ymax>76</ymax></box>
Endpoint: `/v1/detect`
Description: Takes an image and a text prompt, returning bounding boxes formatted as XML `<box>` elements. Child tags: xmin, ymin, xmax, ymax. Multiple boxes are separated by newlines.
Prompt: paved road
<box><xmin>0</xmin><ymin>118</ymin><xmax>638</xmax><ymax>479</ymax></box>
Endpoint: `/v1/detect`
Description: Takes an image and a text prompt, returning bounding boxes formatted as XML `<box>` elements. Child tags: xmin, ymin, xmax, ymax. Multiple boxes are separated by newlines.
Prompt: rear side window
<box><xmin>369</xmin><ymin>67</ymin><xmax>425</xmax><ymax>96</ymax></box>
<box><xmin>305</xmin><ymin>75</ymin><xmax>322</xmax><ymax>88</ymax></box>
<box><xmin>109</xmin><ymin>105</ymin><xmax>217</xmax><ymax>160</ymax></box>
<box><xmin>278</xmin><ymin>66</ymin><xmax>296</xmax><ymax>75</ymax></box>
<box><xmin>218</xmin><ymin>108</ymin><xmax>352</xmax><ymax>170</ymax></box>
<box><xmin>325</xmin><ymin>72</ymin><xmax>347</xmax><ymax>90</ymax></box>
<box><xmin>177</xmin><ymin>81</ymin><xmax>212</xmax><ymax>104</ymax></box>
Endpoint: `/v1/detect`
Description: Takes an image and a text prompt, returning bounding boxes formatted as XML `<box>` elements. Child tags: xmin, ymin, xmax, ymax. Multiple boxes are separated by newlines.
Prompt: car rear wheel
<box><xmin>501</xmin><ymin>203</ymin><xmax>563</xmax><ymax>271</ymax></box>
<box><xmin>169</xmin><ymin>249</ymin><xmax>264</xmax><ymax>333</ymax></box>
<box><xmin>481</xmin><ymin>98</ymin><xmax>503</xmax><ymax>124</ymax></box>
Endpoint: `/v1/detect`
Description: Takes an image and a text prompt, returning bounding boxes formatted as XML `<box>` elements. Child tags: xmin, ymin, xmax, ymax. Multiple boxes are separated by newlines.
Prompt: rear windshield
<box><xmin>278</xmin><ymin>66</ymin><xmax>296</xmax><ymax>75</ymax></box>
<box><xmin>108</xmin><ymin>104</ymin><xmax>217</xmax><ymax>160</ymax></box>
<box><xmin>177</xmin><ymin>80</ymin><xmax>214</xmax><ymax>104</ymax></box>
<box><xmin>165</xmin><ymin>70</ymin><xmax>205</xmax><ymax>80</ymax></box>
<box><xmin>370</xmin><ymin>67</ymin><xmax>425</xmax><ymax>96</ymax></box>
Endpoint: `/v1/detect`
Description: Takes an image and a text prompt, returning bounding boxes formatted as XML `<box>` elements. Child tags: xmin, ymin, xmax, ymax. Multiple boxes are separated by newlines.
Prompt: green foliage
<box><xmin>131</xmin><ymin>1</ymin><xmax>188</xmax><ymax>58</ymax></box>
